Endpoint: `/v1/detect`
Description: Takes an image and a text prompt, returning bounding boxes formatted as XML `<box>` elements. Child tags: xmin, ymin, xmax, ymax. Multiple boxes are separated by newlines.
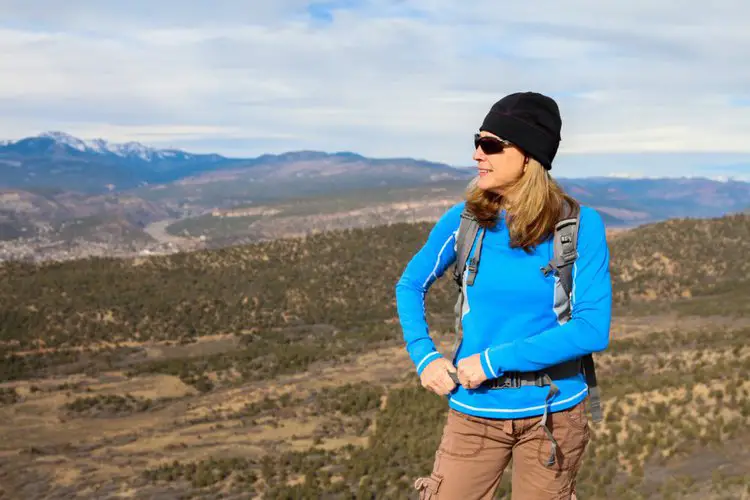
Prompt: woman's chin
<box><xmin>476</xmin><ymin>176</ymin><xmax>496</xmax><ymax>191</ymax></box>
<box><xmin>476</xmin><ymin>177</ymin><xmax>509</xmax><ymax>196</ymax></box>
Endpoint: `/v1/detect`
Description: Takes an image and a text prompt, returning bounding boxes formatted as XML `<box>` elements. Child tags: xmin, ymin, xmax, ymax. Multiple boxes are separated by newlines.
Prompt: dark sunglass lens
<box><xmin>474</xmin><ymin>135</ymin><xmax>504</xmax><ymax>154</ymax></box>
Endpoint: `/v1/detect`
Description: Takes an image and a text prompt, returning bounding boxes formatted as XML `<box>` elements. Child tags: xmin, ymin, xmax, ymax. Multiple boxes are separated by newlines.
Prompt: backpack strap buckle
<box><xmin>465</xmin><ymin>257</ymin><xmax>479</xmax><ymax>286</ymax></box>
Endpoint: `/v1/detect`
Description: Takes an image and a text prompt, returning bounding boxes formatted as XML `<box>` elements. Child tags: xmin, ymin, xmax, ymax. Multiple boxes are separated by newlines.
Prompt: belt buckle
<box><xmin>486</xmin><ymin>373</ymin><xmax>519</xmax><ymax>389</ymax></box>
<box><xmin>500</xmin><ymin>374</ymin><xmax>511</xmax><ymax>389</ymax></box>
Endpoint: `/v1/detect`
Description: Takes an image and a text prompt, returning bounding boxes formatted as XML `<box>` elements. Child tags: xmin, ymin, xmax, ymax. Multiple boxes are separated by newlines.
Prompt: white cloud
<box><xmin>1</xmin><ymin>0</ymin><xmax>749</xmax><ymax>176</ymax></box>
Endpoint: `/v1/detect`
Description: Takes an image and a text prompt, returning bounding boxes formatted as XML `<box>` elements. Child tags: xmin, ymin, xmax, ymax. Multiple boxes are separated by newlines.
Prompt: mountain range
<box><xmin>1</xmin><ymin>131</ymin><xmax>749</xmax><ymax>262</ymax></box>
<box><xmin>0</xmin><ymin>131</ymin><xmax>469</xmax><ymax>193</ymax></box>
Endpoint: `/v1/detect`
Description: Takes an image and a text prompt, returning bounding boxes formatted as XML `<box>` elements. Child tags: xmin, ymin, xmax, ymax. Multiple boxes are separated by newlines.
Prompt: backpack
<box><xmin>449</xmin><ymin>201</ymin><xmax>603</xmax><ymax>424</ymax></box>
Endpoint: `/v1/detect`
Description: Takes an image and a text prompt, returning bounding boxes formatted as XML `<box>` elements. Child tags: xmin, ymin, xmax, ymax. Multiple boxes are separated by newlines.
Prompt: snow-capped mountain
<box><xmin>12</xmin><ymin>131</ymin><xmax>222</xmax><ymax>163</ymax></box>
<box><xmin>0</xmin><ymin>131</ymin><xmax>241</xmax><ymax>192</ymax></box>
<box><xmin>0</xmin><ymin>131</ymin><xmax>472</xmax><ymax>194</ymax></box>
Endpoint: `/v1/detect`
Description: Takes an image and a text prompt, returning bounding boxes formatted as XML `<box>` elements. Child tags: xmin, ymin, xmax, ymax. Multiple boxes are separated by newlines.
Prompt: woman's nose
<box><xmin>473</xmin><ymin>147</ymin><xmax>485</xmax><ymax>162</ymax></box>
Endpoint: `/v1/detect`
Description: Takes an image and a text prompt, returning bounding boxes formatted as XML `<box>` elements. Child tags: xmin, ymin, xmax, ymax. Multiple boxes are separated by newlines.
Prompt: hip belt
<box><xmin>481</xmin><ymin>358</ymin><xmax>582</xmax><ymax>389</ymax></box>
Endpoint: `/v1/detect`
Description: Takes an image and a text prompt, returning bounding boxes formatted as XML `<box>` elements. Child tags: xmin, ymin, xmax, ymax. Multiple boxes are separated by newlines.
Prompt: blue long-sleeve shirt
<box><xmin>395</xmin><ymin>201</ymin><xmax>612</xmax><ymax>419</ymax></box>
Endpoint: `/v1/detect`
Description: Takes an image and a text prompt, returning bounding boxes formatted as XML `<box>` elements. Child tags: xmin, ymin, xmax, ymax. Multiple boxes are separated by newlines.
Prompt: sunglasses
<box><xmin>474</xmin><ymin>133</ymin><xmax>513</xmax><ymax>155</ymax></box>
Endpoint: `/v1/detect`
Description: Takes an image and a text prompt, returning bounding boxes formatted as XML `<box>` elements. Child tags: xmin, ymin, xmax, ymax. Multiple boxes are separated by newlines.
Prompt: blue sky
<box><xmin>1</xmin><ymin>0</ymin><xmax>749</xmax><ymax>179</ymax></box>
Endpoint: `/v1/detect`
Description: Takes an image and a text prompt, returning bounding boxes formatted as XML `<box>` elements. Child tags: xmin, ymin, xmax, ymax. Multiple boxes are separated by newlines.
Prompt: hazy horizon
<box><xmin>3</xmin><ymin>130</ymin><xmax>749</xmax><ymax>182</ymax></box>
<box><xmin>2</xmin><ymin>1</ymin><xmax>749</xmax><ymax>179</ymax></box>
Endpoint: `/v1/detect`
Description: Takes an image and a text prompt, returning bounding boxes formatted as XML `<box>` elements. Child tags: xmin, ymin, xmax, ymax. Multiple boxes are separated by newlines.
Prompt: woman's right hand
<box><xmin>420</xmin><ymin>357</ymin><xmax>459</xmax><ymax>396</ymax></box>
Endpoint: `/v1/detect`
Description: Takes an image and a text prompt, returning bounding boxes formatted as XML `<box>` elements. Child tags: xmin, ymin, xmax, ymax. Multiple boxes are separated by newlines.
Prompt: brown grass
<box><xmin>1</xmin><ymin>313</ymin><xmax>747</xmax><ymax>499</ymax></box>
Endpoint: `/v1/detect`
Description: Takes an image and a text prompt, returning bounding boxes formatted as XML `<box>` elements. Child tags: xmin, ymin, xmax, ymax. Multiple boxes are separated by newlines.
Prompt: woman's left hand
<box><xmin>456</xmin><ymin>354</ymin><xmax>489</xmax><ymax>389</ymax></box>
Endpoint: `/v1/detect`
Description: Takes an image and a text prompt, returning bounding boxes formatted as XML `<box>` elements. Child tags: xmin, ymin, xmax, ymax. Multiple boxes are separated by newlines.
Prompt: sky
<box><xmin>1</xmin><ymin>0</ymin><xmax>749</xmax><ymax>178</ymax></box>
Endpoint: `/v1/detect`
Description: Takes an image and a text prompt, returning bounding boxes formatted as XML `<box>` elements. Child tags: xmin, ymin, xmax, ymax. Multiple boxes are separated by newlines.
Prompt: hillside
<box><xmin>161</xmin><ymin>178</ymin><xmax>750</xmax><ymax>247</ymax></box>
<box><xmin>610</xmin><ymin>213</ymin><xmax>750</xmax><ymax>316</ymax></box>
<box><xmin>0</xmin><ymin>189</ymin><xmax>174</xmax><ymax>261</ymax></box>
<box><xmin>2</xmin><ymin>212</ymin><xmax>748</xmax><ymax>349</ymax></box>
<box><xmin>0</xmin><ymin>213</ymin><xmax>748</xmax><ymax>498</ymax></box>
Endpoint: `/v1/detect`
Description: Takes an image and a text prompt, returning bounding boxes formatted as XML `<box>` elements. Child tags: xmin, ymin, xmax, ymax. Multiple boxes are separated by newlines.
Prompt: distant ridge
<box><xmin>0</xmin><ymin>131</ymin><xmax>470</xmax><ymax>193</ymax></box>
<box><xmin>4</xmin><ymin>131</ymin><xmax>227</xmax><ymax>163</ymax></box>
<box><xmin>0</xmin><ymin>132</ymin><xmax>459</xmax><ymax>168</ymax></box>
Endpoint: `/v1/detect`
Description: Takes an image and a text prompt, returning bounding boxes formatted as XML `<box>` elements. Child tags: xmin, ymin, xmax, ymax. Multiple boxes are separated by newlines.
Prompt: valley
<box><xmin>3</xmin><ymin>177</ymin><xmax>749</xmax><ymax>264</ymax></box>
<box><xmin>2</xmin><ymin>132</ymin><xmax>749</xmax><ymax>264</ymax></box>
<box><xmin>0</xmin><ymin>213</ymin><xmax>748</xmax><ymax>498</ymax></box>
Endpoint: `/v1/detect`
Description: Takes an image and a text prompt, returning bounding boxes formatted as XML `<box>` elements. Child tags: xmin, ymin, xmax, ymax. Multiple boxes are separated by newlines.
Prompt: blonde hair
<box><xmin>464</xmin><ymin>159</ymin><xmax>579</xmax><ymax>252</ymax></box>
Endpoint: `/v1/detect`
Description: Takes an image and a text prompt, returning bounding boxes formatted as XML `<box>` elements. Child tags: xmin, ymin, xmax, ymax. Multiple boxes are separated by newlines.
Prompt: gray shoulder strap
<box><xmin>449</xmin><ymin>207</ymin><xmax>482</xmax><ymax>364</ymax></box>
<box><xmin>552</xmin><ymin>202</ymin><xmax>580</xmax><ymax>299</ymax></box>
<box><xmin>541</xmin><ymin>202</ymin><xmax>580</xmax><ymax>299</ymax></box>
<box><xmin>552</xmin><ymin>202</ymin><xmax>603</xmax><ymax>423</ymax></box>
<box><xmin>452</xmin><ymin>208</ymin><xmax>480</xmax><ymax>287</ymax></box>
<box><xmin>541</xmin><ymin>202</ymin><xmax>602</xmax><ymax>423</ymax></box>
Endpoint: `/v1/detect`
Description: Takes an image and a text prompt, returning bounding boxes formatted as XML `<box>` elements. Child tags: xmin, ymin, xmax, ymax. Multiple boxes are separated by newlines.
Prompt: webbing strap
<box><xmin>452</xmin><ymin>210</ymin><xmax>480</xmax><ymax>286</ymax></box>
<box><xmin>465</xmin><ymin>228</ymin><xmax>485</xmax><ymax>286</ymax></box>
<box><xmin>536</xmin><ymin>376</ymin><xmax>560</xmax><ymax>467</ymax></box>
<box><xmin>482</xmin><ymin>358</ymin><xmax>581</xmax><ymax>389</ymax></box>
<box><xmin>451</xmin><ymin>292</ymin><xmax>463</xmax><ymax>364</ymax></box>
<box><xmin>582</xmin><ymin>353</ymin><xmax>602</xmax><ymax>422</ymax></box>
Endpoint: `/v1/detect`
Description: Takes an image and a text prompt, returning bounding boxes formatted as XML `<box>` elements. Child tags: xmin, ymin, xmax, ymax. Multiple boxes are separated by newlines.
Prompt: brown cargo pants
<box><xmin>414</xmin><ymin>400</ymin><xmax>590</xmax><ymax>499</ymax></box>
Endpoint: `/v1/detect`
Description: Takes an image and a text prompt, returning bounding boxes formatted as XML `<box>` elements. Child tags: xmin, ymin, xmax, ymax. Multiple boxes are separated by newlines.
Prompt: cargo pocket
<box><xmin>414</xmin><ymin>473</ymin><xmax>443</xmax><ymax>499</ymax></box>
<box><xmin>562</xmin><ymin>400</ymin><xmax>589</xmax><ymax>430</ymax></box>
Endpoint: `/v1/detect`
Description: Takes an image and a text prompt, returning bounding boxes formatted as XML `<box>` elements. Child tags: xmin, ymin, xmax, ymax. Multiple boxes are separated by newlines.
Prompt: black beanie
<box><xmin>479</xmin><ymin>91</ymin><xmax>562</xmax><ymax>170</ymax></box>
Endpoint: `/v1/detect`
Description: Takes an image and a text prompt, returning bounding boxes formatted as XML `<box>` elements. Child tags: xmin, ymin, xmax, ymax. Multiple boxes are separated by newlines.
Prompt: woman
<box><xmin>395</xmin><ymin>91</ymin><xmax>612</xmax><ymax>499</ymax></box>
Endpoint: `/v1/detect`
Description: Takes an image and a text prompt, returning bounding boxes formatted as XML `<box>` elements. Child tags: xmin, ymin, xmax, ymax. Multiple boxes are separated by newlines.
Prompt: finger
<box><xmin>458</xmin><ymin>371</ymin><xmax>470</xmax><ymax>388</ymax></box>
<box><xmin>432</xmin><ymin>380</ymin><xmax>445</xmax><ymax>396</ymax></box>
<box><xmin>433</xmin><ymin>376</ymin><xmax>449</xmax><ymax>395</ymax></box>
<box><xmin>443</xmin><ymin>371</ymin><xmax>458</xmax><ymax>391</ymax></box>
<box><xmin>441</xmin><ymin>378</ymin><xmax>456</xmax><ymax>395</ymax></box>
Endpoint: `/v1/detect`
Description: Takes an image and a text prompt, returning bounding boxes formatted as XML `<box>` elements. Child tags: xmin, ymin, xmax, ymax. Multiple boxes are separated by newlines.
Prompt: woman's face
<box><xmin>473</xmin><ymin>131</ymin><xmax>526</xmax><ymax>194</ymax></box>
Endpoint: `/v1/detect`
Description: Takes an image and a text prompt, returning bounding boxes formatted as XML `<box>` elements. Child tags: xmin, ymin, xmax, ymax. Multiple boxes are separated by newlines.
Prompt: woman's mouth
<box><xmin>478</xmin><ymin>168</ymin><xmax>492</xmax><ymax>177</ymax></box>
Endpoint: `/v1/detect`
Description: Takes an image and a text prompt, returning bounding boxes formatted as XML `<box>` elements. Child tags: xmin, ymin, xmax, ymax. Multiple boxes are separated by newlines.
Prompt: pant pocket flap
<box><xmin>414</xmin><ymin>473</ymin><xmax>443</xmax><ymax>494</ymax></box>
